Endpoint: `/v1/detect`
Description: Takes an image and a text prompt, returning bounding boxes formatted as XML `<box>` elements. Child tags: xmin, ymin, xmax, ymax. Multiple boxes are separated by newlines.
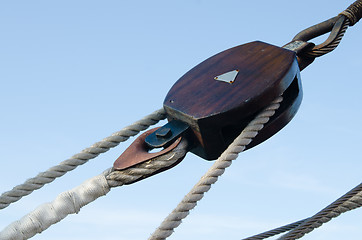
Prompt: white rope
<box><xmin>0</xmin><ymin>109</ymin><xmax>166</xmax><ymax>210</ymax></box>
<box><xmin>0</xmin><ymin>138</ymin><xmax>188</xmax><ymax>240</ymax></box>
<box><xmin>148</xmin><ymin>96</ymin><xmax>283</xmax><ymax>240</ymax></box>
<box><xmin>0</xmin><ymin>96</ymin><xmax>281</xmax><ymax>240</ymax></box>
<box><xmin>0</xmin><ymin>170</ymin><xmax>112</xmax><ymax>240</ymax></box>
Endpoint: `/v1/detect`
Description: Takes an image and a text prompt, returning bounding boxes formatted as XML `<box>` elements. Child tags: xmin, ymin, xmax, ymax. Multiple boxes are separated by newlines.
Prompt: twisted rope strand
<box><xmin>305</xmin><ymin>18</ymin><xmax>349</xmax><ymax>58</ymax></box>
<box><xmin>278</xmin><ymin>182</ymin><xmax>362</xmax><ymax>240</ymax></box>
<box><xmin>340</xmin><ymin>0</ymin><xmax>362</xmax><ymax>26</ymax></box>
<box><xmin>148</xmin><ymin>96</ymin><xmax>283</xmax><ymax>240</ymax></box>
<box><xmin>0</xmin><ymin>109</ymin><xmax>166</xmax><ymax>210</ymax></box>
<box><xmin>242</xmin><ymin>184</ymin><xmax>362</xmax><ymax>240</ymax></box>
<box><xmin>106</xmin><ymin>138</ymin><xmax>189</xmax><ymax>187</ymax></box>
<box><xmin>302</xmin><ymin>0</ymin><xmax>362</xmax><ymax>58</ymax></box>
<box><xmin>0</xmin><ymin>138</ymin><xmax>188</xmax><ymax>240</ymax></box>
<box><xmin>242</xmin><ymin>219</ymin><xmax>307</xmax><ymax>240</ymax></box>
<box><xmin>244</xmin><ymin>183</ymin><xmax>362</xmax><ymax>240</ymax></box>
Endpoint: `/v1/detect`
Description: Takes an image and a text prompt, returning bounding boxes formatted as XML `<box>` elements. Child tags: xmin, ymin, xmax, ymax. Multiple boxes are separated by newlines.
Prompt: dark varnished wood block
<box><xmin>164</xmin><ymin>41</ymin><xmax>302</xmax><ymax>160</ymax></box>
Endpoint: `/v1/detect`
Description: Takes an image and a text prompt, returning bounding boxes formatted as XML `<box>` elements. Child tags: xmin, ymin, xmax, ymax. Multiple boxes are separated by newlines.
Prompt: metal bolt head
<box><xmin>156</xmin><ymin>127</ymin><xmax>172</xmax><ymax>138</ymax></box>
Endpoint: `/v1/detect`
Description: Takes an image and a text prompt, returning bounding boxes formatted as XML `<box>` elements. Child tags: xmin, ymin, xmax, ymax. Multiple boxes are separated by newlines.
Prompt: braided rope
<box><xmin>0</xmin><ymin>109</ymin><xmax>166</xmax><ymax>210</ymax></box>
<box><xmin>148</xmin><ymin>96</ymin><xmax>283</xmax><ymax>240</ymax></box>
<box><xmin>0</xmin><ymin>138</ymin><xmax>188</xmax><ymax>240</ymax></box>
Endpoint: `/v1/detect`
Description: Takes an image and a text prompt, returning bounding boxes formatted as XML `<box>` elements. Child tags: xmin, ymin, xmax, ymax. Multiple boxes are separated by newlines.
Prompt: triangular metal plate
<box><xmin>214</xmin><ymin>70</ymin><xmax>239</xmax><ymax>84</ymax></box>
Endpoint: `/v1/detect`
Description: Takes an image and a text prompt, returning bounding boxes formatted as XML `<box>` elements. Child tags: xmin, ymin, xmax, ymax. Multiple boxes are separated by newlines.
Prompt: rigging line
<box><xmin>304</xmin><ymin>17</ymin><xmax>349</xmax><ymax>58</ymax></box>
<box><xmin>241</xmin><ymin>219</ymin><xmax>307</xmax><ymax>240</ymax></box>
<box><xmin>2</xmin><ymin>0</ymin><xmax>360</xmax><ymax>237</ymax></box>
<box><xmin>340</xmin><ymin>0</ymin><xmax>362</xmax><ymax>26</ymax></box>
<box><xmin>148</xmin><ymin>96</ymin><xmax>283</xmax><ymax>240</ymax></box>
<box><xmin>277</xmin><ymin>182</ymin><xmax>362</xmax><ymax>240</ymax></box>
<box><xmin>241</xmin><ymin>2</ymin><xmax>362</xmax><ymax>239</ymax></box>
<box><xmin>292</xmin><ymin>0</ymin><xmax>361</xmax><ymax>61</ymax></box>
<box><xmin>241</xmin><ymin>182</ymin><xmax>362</xmax><ymax>240</ymax></box>
<box><xmin>0</xmin><ymin>138</ymin><xmax>188</xmax><ymax>240</ymax></box>
<box><xmin>0</xmin><ymin>108</ymin><xmax>166</xmax><ymax>210</ymax></box>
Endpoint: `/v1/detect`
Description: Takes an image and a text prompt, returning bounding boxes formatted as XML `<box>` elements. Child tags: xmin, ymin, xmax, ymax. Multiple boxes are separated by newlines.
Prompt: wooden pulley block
<box><xmin>148</xmin><ymin>41</ymin><xmax>302</xmax><ymax>160</ymax></box>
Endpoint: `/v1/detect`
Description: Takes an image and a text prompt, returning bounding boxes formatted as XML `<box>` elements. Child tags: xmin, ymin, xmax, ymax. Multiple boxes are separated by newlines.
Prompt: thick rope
<box><xmin>148</xmin><ymin>96</ymin><xmax>283</xmax><ymax>240</ymax></box>
<box><xmin>0</xmin><ymin>138</ymin><xmax>188</xmax><ymax>240</ymax></box>
<box><xmin>340</xmin><ymin>0</ymin><xmax>362</xmax><ymax>26</ymax></box>
<box><xmin>0</xmin><ymin>109</ymin><xmax>166</xmax><ymax>210</ymax></box>
<box><xmin>0</xmin><ymin>170</ymin><xmax>111</xmax><ymax>240</ymax></box>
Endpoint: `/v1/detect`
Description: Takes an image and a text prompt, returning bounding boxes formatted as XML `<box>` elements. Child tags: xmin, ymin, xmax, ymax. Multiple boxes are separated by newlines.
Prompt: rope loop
<box><xmin>291</xmin><ymin>0</ymin><xmax>361</xmax><ymax>63</ymax></box>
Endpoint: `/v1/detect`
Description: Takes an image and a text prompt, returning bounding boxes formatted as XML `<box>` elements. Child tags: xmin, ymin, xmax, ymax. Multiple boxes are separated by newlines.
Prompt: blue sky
<box><xmin>0</xmin><ymin>0</ymin><xmax>362</xmax><ymax>239</ymax></box>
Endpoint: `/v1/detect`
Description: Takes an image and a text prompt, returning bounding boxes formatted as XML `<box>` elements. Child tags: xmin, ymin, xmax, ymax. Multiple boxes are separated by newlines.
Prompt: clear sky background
<box><xmin>0</xmin><ymin>1</ymin><xmax>361</xmax><ymax>239</ymax></box>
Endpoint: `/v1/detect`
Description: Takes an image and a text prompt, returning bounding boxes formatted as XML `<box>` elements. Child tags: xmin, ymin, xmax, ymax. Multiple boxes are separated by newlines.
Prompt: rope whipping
<box><xmin>340</xmin><ymin>0</ymin><xmax>362</xmax><ymax>26</ymax></box>
<box><xmin>0</xmin><ymin>109</ymin><xmax>166</xmax><ymax>210</ymax></box>
<box><xmin>0</xmin><ymin>138</ymin><xmax>188</xmax><ymax>240</ymax></box>
<box><xmin>148</xmin><ymin>96</ymin><xmax>283</xmax><ymax>240</ymax></box>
